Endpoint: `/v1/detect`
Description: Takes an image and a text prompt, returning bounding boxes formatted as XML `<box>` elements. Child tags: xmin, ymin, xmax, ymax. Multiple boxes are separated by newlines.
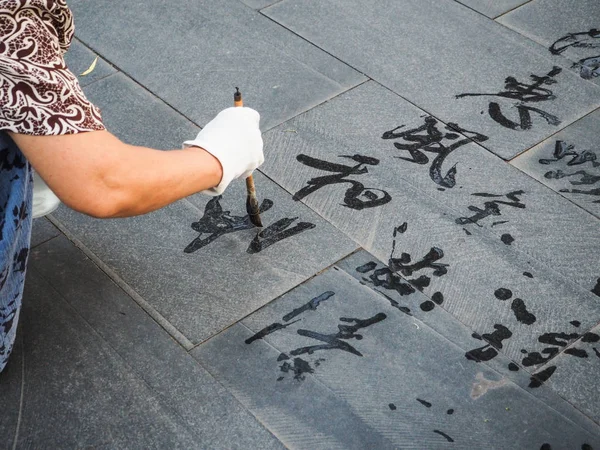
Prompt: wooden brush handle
<box><xmin>234</xmin><ymin>88</ymin><xmax>253</xmax><ymax>183</ymax></box>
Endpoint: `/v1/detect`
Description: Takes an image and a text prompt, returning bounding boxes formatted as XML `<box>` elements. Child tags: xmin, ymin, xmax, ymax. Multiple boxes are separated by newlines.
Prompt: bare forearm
<box><xmin>103</xmin><ymin>143</ymin><xmax>223</xmax><ymax>217</ymax></box>
<box><xmin>10</xmin><ymin>130</ymin><xmax>223</xmax><ymax>218</ymax></box>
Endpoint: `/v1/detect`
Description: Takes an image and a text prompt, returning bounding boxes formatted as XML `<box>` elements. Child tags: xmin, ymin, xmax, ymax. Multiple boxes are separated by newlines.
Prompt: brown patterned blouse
<box><xmin>0</xmin><ymin>0</ymin><xmax>105</xmax><ymax>134</ymax></box>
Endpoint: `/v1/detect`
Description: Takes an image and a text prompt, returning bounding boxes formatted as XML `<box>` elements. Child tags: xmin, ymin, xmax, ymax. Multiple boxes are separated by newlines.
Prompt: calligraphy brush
<box><xmin>234</xmin><ymin>87</ymin><xmax>263</xmax><ymax>227</ymax></box>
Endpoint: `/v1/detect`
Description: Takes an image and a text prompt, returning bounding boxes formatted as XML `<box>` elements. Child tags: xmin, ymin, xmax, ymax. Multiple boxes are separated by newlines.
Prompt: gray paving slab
<box><xmin>23</xmin><ymin>235</ymin><xmax>285</xmax><ymax>449</ymax></box>
<box><xmin>336</xmin><ymin>249</ymin><xmax>521</xmax><ymax>371</ymax></box>
<box><xmin>262</xmin><ymin>81</ymin><xmax>600</xmax><ymax>296</ymax></box>
<box><xmin>239</xmin><ymin>0</ymin><xmax>281</xmax><ymax>9</ymax></box>
<box><xmin>454</xmin><ymin>0</ymin><xmax>531</xmax><ymax>19</ymax></box>
<box><xmin>68</xmin><ymin>0</ymin><xmax>366</xmax><ymax>131</ymax></box>
<box><xmin>260</xmin><ymin>81</ymin><xmax>600</xmax><ymax>371</ymax></box>
<box><xmin>264</xmin><ymin>0</ymin><xmax>600</xmax><ymax>160</ymax></box>
<box><xmin>337</xmin><ymin>250</ymin><xmax>600</xmax><ymax>401</ymax></box>
<box><xmin>498</xmin><ymin>0</ymin><xmax>600</xmax><ymax>82</ymax></box>
<box><xmin>52</xmin><ymin>167</ymin><xmax>357</xmax><ymax>344</ymax></box>
<box><xmin>50</xmin><ymin>70</ymin><xmax>356</xmax><ymax>344</ymax></box>
<box><xmin>82</xmin><ymin>72</ymin><xmax>200</xmax><ymax>148</ymax></box>
<box><xmin>64</xmin><ymin>38</ymin><xmax>116</xmax><ymax>88</ymax></box>
<box><xmin>532</xmin><ymin>322</ymin><xmax>600</xmax><ymax>424</ymax></box>
<box><xmin>2</xmin><ymin>269</ymin><xmax>205</xmax><ymax>449</ymax></box>
<box><xmin>30</xmin><ymin>217</ymin><xmax>60</xmax><ymax>248</ymax></box>
<box><xmin>0</xmin><ymin>335</ymin><xmax>22</xmax><ymax>450</ymax></box>
<box><xmin>193</xmin><ymin>267</ymin><xmax>600</xmax><ymax>449</ymax></box>
<box><xmin>512</xmin><ymin>108</ymin><xmax>600</xmax><ymax>218</ymax></box>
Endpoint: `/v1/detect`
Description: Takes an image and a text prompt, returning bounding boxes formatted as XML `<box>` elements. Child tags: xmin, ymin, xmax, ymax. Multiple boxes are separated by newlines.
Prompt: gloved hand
<box><xmin>183</xmin><ymin>107</ymin><xmax>264</xmax><ymax>196</ymax></box>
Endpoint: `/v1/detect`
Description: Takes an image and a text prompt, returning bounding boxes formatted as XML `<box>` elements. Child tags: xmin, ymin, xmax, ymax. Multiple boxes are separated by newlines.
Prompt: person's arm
<box><xmin>10</xmin><ymin>129</ymin><xmax>223</xmax><ymax>218</ymax></box>
<box><xmin>9</xmin><ymin>106</ymin><xmax>263</xmax><ymax>218</ymax></box>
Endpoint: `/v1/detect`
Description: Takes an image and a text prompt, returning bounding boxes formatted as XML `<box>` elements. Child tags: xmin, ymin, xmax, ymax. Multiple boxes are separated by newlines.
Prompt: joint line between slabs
<box><xmin>45</xmin><ymin>215</ymin><xmax>195</xmax><ymax>351</ymax></box>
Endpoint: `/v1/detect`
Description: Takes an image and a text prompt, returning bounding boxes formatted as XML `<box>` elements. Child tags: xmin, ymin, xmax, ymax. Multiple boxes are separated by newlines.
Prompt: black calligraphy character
<box><xmin>456</xmin><ymin>67</ymin><xmax>562</xmax><ymax>130</ymax></box>
<box><xmin>550</xmin><ymin>29</ymin><xmax>600</xmax><ymax>55</ymax></box>
<box><xmin>466</xmin><ymin>324</ymin><xmax>512</xmax><ymax>362</ymax></box>
<box><xmin>539</xmin><ymin>140</ymin><xmax>599</xmax><ymax>168</ymax></box>
<box><xmin>293</xmin><ymin>154</ymin><xmax>392</xmax><ymax>210</ymax></box>
<box><xmin>290</xmin><ymin>313</ymin><xmax>387</xmax><ymax>358</ymax></box>
<box><xmin>247</xmin><ymin>217</ymin><xmax>315</xmax><ymax>254</ymax></box>
<box><xmin>576</xmin><ymin>55</ymin><xmax>600</xmax><ymax>80</ymax></box>
<box><xmin>559</xmin><ymin>187</ymin><xmax>600</xmax><ymax>203</ymax></box>
<box><xmin>456</xmin><ymin>190</ymin><xmax>525</xmax><ymax>226</ymax></box>
<box><xmin>546</xmin><ymin>170</ymin><xmax>600</xmax><ymax>185</ymax></box>
<box><xmin>538</xmin><ymin>140</ymin><xmax>600</xmax><ymax>202</ymax></box>
<box><xmin>381</xmin><ymin>116</ymin><xmax>488</xmax><ymax>188</ymax></box>
<box><xmin>549</xmin><ymin>29</ymin><xmax>600</xmax><ymax>80</ymax></box>
<box><xmin>244</xmin><ymin>292</ymin><xmax>338</xmax><ymax>345</ymax></box>
<box><xmin>387</xmin><ymin>222</ymin><xmax>448</xmax><ymax>292</ymax></box>
<box><xmin>184</xmin><ymin>195</ymin><xmax>273</xmax><ymax>253</ymax></box>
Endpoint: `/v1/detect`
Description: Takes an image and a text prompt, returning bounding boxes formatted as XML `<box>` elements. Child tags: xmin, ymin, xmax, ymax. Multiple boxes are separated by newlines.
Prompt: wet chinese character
<box><xmin>247</xmin><ymin>217</ymin><xmax>315</xmax><ymax>254</ymax></box>
<box><xmin>381</xmin><ymin>116</ymin><xmax>488</xmax><ymax>188</ymax></box>
<box><xmin>358</xmin><ymin>223</ymin><xmax>448</xmax><ymax>314</ymax></box>
<box><xmin>540</xmin><ymin>140</ymin><xmax>600</xmax><ymax>203</ymax></box>
<box><xmin>465</xmin><ymin>324</ymin><xmax>513</xmax><ymax>362</ymax></box>
<box><xmin>540</xmin><ymin>140</ymin><xmax>599</xmax><ymax>167</ymax></box>
<box><xmin>245</xmin><ymin>291</ymin><xmax>387</xmax><ymax>381</ymax></box>
<box><xmin>493</xmin><ymin>288</ymin><xmax>536</xmax><ymax>325</ymax></box>
<box><xmin>184</xmin><ymin>196</ymin><xmax>315</xmax><ymax>253</ymax></box>
<box><xmin>549</xmin><ymin>29</ymin><xmax>600</xmax><ymax>80</ymax></box>
<box><xmin>456</xmin><ymin>67</ymin><xmax>562</xmax><ymax>130</ymax></box>
<box><xmin>290</xmin><ymin>313</ymin><xmax>387</xmax><ymax>358</ymax></box>
<box><xmin>456</xmin><ymin>190</ymin><xmax>526</xmax><ymax>226</ymax></box>
<box><xmin>293</xmin><ymin>154</ymin><xmax>392</xmax><ymax>210</ymax></box>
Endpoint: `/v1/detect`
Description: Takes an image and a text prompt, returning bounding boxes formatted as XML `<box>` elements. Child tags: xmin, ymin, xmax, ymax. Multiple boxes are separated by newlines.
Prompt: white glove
<box><xmin>183</xmin><ymin>107</ymin><xmax>264</xmax><ymax>196</ymax></box>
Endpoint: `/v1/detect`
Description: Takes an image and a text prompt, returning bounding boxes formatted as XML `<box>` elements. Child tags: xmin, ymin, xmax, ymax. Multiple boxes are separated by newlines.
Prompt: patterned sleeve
<box><xmin>0</xmin><ymin>0</ymin><xmax>105</xmax><ymax>135</ymax></box>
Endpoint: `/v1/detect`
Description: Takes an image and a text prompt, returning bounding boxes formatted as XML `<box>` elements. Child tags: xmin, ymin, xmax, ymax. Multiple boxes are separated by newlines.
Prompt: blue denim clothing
<box><xmin>0</xmin><ymin>132</ymin><xmax>32</xmax><ymax>373</ymax></box>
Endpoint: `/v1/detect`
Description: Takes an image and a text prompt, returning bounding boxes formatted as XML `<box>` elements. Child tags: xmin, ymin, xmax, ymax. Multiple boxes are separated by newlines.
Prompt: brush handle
<box><xmin>234</xmin><ymin>88</ymin><xmax>254</xmax><ymax>184</ymax></box>
<box><xmin>245</xmin><ymin>176</ymin><xmax>257</xmax><ymax>196</ymax></box>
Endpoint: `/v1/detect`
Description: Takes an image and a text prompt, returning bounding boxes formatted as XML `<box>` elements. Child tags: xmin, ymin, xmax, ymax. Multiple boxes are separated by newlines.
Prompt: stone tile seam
<box><xmin>257</xmin><ymin>9</ymin><xmax>372</xmax><ymax>82</ymax></box>
<box><xmin>69</xmin><ymin>38</ymin><xmax>120</xmax><ymax>89</ymax></box>
<box><xmin>10</xmin><ymin>333</ymin><xmax>25</xmax><ymax>450</ymax></box>
<box><xmin>45</xmin><ymin>214</ymin><xmax>195</xmax><ymax>350</ymax></box>
<box><xmin>230</xmin><ymin>6</ymin><xmax>367</xmax><ymax>90</ymax></box>
<box><xmin>72</xmin><ymin>37</ymin><xmax>118</xmax><ymax>71</ymax></box>
<box><xmin>184</xmin><ymin>338</ymin><xmax>291</xmax><ymax>450</ymax></box>
<box><xmin>24</xmin><ymin>264</ymin><xmax>241</xmax><ymax>446</ymax></box>
<box><xmin>186</xmin><ymin>247</ymin><xmax>362</xmax><ymax>352</ymax></box>
<box><xmin>261</xmin><ymin>78</ymin><xmax>371</xmax><ymax>133</ymax></box>
<box><xmin>329</xmin><ymin>263</ymin><xmax>561</xmax><ymax>381</ymax></box>
<box><xmin>261</xmin><ymin>2</ymin><xmax>600</xmax><ymax>161</ymax></box>
<box><xmin>508</xmin><ymin>105</ymin><xmax>600</xmax><ymax>162</ymax></box>
<box><xmin>492</xmin><ymin>0</ymin><xmax>536</xmax><ymax>20</ymax></box>
<box><xmin>449</xmin><ymin>0</ymin><xmax>509</xmax><ymax>20</ymax></box>
<box><xmin>75</xmin><ymin>34</ymin><xmax>369</xmax><ymax>137</ymax></box>
<box><xmin>370</xmin><ymin>79</ymin><xmax>504</xmax><ymax>156</ymax></box>
<box><xmin>534</xmin><ymin>317</ymin><xmax>600</xmax><ymax>375</ymax></box>
<box><xmin>256</xmin><ymin>126</ymin><xmax>597</xmax><ymax>308</ymax></box>
<box><xmin>489</xmin><ymin>21</ymin><xmax>600</xmax><ymax>92</ymax></box>
<box><xmin>233</xmin><ymin>275</ymin><xmax>599</xmax><ymax>438</ymax></box>
<box><xmin>78</xmin><ymin>71</ymin><xmax>119</xmax><ymax>90</ymax></box>
<box><xmin>29</xmin><ymin>233</ymin><xmax>59</xmax><ymax>250</ymax></box>
<box><xmin>74</xmin><ymin>36</ymin><xmax>205</xmax><ymax>131</ymax></box>
<box><xmin>257</xmin><ymin>0</ymin><xmax>285</xmax><ymax>11</ymax></box>
<box><xmin>373</xmin><ymin>64</ymin><xmax>599</xmax><ymax>162</ymax></box>
<box><xmin>340</xmin><ymin>261</ymin><xmax>534</xmax><ymax>372</ymax></box>
<box><xmin>235</xmin><ymin>320</ymin><xmax>396</xmax><ymax>446</ymax></box>
<box><xmin>508</xmin><ymin>163</ymin><xmax>600</xmax><ymax>221</ymax></box>
<box><xmin>507</xmin><ymin>105</ymin><xmax>600</xmax><ymax>221</ymax></box>
<box><xmin>337</xmin><ymin>255</ymin><xmax>600</xmax><ymax>411</ymax></box>
<box><xmin>258</xmin><ymin>156</ymin><xmax>600</xmax><ymax>373</ymax></box>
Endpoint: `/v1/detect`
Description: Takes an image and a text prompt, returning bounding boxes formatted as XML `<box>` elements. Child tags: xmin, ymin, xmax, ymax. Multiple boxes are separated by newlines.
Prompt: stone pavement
<box><xmin>1</xmin><ymin>0</ymin><xmax>599</xmax><ymax>448</ymax></box>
